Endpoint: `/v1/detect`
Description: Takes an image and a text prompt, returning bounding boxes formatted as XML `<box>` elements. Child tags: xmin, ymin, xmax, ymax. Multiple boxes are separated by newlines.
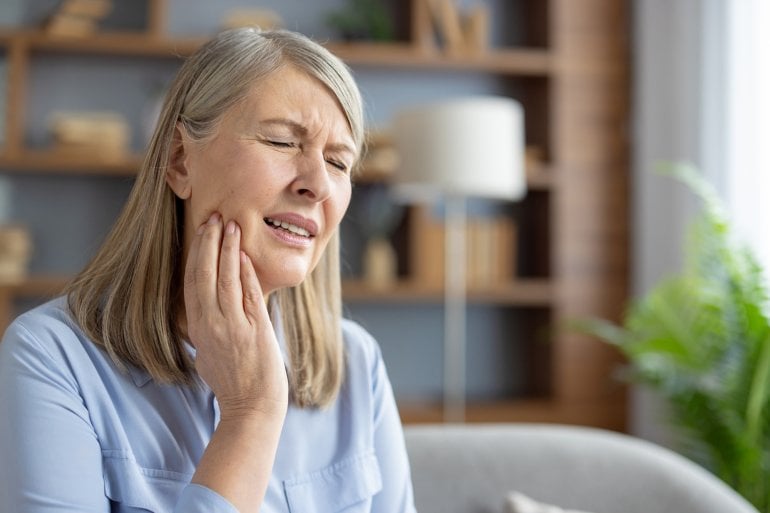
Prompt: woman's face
<box><xmin>168</xmin><ymin>64</ymin><xmax>356</xmax><ymax>296</ymax></box>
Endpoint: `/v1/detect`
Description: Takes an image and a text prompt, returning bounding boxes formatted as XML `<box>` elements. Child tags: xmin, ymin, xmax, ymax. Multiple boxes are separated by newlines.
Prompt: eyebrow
<box><xmin>260</xmin><ymin>118</ymin><xmax>357</xmax><ymax>156</ymax></box>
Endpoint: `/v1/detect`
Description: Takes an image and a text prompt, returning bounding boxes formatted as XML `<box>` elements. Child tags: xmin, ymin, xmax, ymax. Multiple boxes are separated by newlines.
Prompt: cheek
<box><xmin>317</xmin><ymin>185</ymin><xmax>351</xmax><ymax>249</ymax></box>
<box><xmin>215</xmin><ymin>173</ymin><xmax>272</xmax><ymax>220</ymax></box>
<box><xmin>332</xmin><ymin>186</ymin><xmax>353</xmax><ymax>223</ymax></box>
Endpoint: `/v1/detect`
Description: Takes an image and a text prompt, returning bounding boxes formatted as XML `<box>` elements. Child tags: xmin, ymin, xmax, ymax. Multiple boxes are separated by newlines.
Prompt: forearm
<box><xmin>192</xmin><ymin>414</ymin><xmax>284</xmax><ymax>513</ymax></box>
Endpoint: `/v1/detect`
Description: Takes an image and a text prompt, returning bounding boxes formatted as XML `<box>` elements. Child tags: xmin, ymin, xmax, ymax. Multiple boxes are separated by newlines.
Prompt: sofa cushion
<box><xmin>404</xmin><ymin>423</ymin><xmax>759</xmax><ymax>513</ymax></box>
<box><xmin>505</xmin><ymin>491</ymin><xmax>594</xmax><ymax>513</ymax></box>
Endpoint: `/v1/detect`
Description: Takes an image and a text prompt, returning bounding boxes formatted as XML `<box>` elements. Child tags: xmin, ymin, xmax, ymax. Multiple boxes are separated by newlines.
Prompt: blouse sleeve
<box><xmin>0</xmin><ymin>320</ymin><xmax>238</xmax><ymax>513</ymax></box>
<box><xmin>368</xmin><ymin>339</ymin><xmax>417</xmax><ymax>513</ymax></box>
<box><xmin>0</xmin><ymin>320</ymin><xmax>109</xmax><ymax>512</ymax></box>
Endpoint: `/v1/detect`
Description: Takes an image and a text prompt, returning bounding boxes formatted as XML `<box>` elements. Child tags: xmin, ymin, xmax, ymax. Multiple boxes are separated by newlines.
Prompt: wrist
<box><xmin>218</xmin><ymin>398</ymin><xmax>288</xmax><ymax>425</ymax></box>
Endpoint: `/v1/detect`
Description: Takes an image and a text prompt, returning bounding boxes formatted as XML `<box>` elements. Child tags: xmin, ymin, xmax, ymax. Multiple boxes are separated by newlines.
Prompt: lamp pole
<box><xmin>444</xmin><ymin>195</ymin><xmax>467</xmax><ymax>422</ymax></box>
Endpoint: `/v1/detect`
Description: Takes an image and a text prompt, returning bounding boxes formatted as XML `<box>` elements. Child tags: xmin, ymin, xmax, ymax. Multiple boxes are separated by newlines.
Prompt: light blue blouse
<box><xmin>0</xmin><ymin>297</ymin><xmax>416</xmax><ymax>513</ymax></box>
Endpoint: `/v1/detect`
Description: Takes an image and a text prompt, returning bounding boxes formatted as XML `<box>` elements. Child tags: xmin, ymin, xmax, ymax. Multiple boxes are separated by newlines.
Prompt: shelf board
<box><xmin>0</xmin><ymin>148</ymin><xmax>556</xmax><ymax>188</ymax></box>
<box><xmin>356</xmin><ymin>163</ymin><xmax>555</xmax><ymax>190</ymax></box>
<box><xmin>2</xmin><ymin>29</ymin><xmax>203</xmax><ymax>57</ymax></box>
<box><xmin>0</xmin><ymin>148</ymin><xmax>557</xmax><ymax>186</ymax></box>
<box><xmin>0</xmin><ymin>274</ymin><xmax>71</xmax><ymax>298</ymax></box>
<box><xmin>0</xmin><ymin>29</ymin><xmax>552</xmax><ymax>76</ymax></box>
<box><xmin>0</xmin><ymin>150</ymin><xmax>141</xmax><ymax>175</ymax></box>
<box><xmin>342</xmin><ymin>278</ymin><xmax>553</xmax><ymax>306</ymax></box>
<box><xmin>2</xmin><ymin>275</ymin><xmax>552</xmax><ymax>307</ymax></box>
<box><xmin>398</xmin><ymin>398</ymin><xmax>627</xmax><ymax>430</ymax></box>
<box><xmin>328</xmin><ymin>42</ymin><xmax>552</xmax><ymax>76</ymax></box>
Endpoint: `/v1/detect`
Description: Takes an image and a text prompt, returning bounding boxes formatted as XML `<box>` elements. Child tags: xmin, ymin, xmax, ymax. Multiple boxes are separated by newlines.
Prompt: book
<box><xmin>409</xmin><ymin>205</ymin><xmax>518</xmax><ymax>289</ymax></box>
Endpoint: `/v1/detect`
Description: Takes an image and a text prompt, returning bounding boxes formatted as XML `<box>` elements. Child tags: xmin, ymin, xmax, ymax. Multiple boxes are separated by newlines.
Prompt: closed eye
<box><xmin>267</xmin><ymin>140</ymin><xmax>296</xmax><ymax>148</ymax></box>
<box><xmin>327</xmin><ymin>159</ymin><xmax>348</xmax><ymax>172</ymax></box>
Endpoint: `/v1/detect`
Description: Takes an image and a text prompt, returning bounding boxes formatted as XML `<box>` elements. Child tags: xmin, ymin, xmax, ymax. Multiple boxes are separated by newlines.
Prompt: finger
<box><xmin>240</xmin><ymin>250</ymin><xmax>269</xmax><ymax>325</ymax></box>
<box><xmin>217</xmin><ymin>220</ymin><xmax>243</xmax><ymax>317</ymax></box>
<box><xmin>194</xmin><ymin>212</ymin><xmax>222</xmax><ymax>312</ymax></box>
<box><xmin>183</xmin><ymin>219</ymin><xmax>206</xmax><ymax>324</ymax></box>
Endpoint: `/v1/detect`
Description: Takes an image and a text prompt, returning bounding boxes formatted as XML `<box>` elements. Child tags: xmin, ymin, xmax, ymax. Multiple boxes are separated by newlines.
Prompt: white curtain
<box><xmin>720</xmin><ymin>0</ymin><xmax>770</xmax><ymax>277</ymax></box>
<box><xmin>633</xmin><ymin>0</ymin><xmax>770</xmax><ymax>443</ymax></box>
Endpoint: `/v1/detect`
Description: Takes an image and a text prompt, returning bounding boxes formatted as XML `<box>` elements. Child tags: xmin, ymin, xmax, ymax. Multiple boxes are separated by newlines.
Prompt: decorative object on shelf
<box><xmin>0</xmin><ymin>224</ymin><xmax>32</xmax><ymax>285</ymax></box>
<box><xmin>578</xmin><ymin>165</ymin><xmax>770</xmax><ymax>512</ymax></box>
<box><xmin>358</xmin><ymin>131</ymin><xmax>399</xmax><ymax>182</ymax></box>
<box><xmin>348</xmin><ymin>182</ymin><xmax>405</xmax><ymax>290</ymax></box>
<box><xmin>362</xmin><ymin>237</ymin><xmax>398</xmax><ymax>290</ymax></box>
<box><xmin>422</xmin><ymin>0</ymin><xmax>490</xmax><ymax>55</ymax></box>
<box><xmin>220</xmin><ymin>9</ymin><xmax>284</xmax><ymax>31</ymax></box>
<box><xmin>44</xmin><ymin>0</ymin><xmax>112</xmax><ymax>38</ymax></box>
<box><xmin>462</xmin><ymin>3</ymin><xmax>490</xmax><ymax>54</ymax></box>
<box><xmin>47</xmin><ymin>111</ymin><xmax>130</xmax><ymax>162</ymax></box>
<box><xmin>325</xmin><ymin>0</ymin><xmax>394</xmax><ymax>42</ymax></box>
<box><xmin>393</xmin><ymin>96</ymin><xmax>526</xmax><ymax>421</ymax></box>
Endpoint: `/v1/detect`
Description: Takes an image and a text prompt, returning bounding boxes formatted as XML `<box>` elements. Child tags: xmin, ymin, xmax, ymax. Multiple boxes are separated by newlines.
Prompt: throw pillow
<box><xmin>505</xmin><ymin>491</ymin><xmax>596</xmax><ymax>513</ymax></box>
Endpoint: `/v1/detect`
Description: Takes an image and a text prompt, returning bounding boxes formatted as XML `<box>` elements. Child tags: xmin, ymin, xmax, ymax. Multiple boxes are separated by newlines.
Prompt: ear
<box><xmin>166</xmin><ymin>122</ymin><xmax>192</xmax><ymax>200</ymax></box>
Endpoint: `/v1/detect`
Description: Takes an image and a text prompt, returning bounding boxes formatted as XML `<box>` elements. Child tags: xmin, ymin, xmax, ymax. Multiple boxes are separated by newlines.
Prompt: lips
<box><xmin>263</xmin><ymin>214</ymin><xmax>318</xmax><ymax>238</ymax></box>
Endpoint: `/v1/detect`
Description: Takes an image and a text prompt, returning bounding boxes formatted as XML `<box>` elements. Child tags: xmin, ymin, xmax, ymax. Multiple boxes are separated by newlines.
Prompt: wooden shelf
<box><xmin>398</xmin><ymin>398</ymin><xmax>627</xmax><ymax>431</ymax></box>
<box><xmin>342</xmin><ymin>278</ymin><xmax>553</xmax><ymax>306</ymax></box>
<box><xmin>0</xmin><ymin>29</ymin><xmax>203</xmax><ymax>57</ymax></box>
<box><xmin>0</xmin><ymin>149</ymin><xmax>557</xmax><ymax>188</ymax></box>
<box><xmin>356</xmin><ymin>163</ymin><xmax>556</xmax><ymax>190</ymax></box>
<box><xmin>0</xmin><ymin>274</ymin><xmax>71</xmax><ymax>332</ymax></box>
<box><xmin>0</xmin><ymin>29</ymin><xmax>552</xmax><ymax>76</ymax></box>
<box><xmin>328</xmin><ymin>42</ymin><xmax>552</xmax><ymax>76</ymax></box>
<box><xmin>0</xmin><ymin>0</ymin><xmax>630</xmax><ymax>429</ymax></box>
<box><xmin>1</xmin><ymin>275</ymin><xmax>551</xmax><ymax>307</ymax></box>
<box><xmin>0</xmin><ymin>274</ymin><xmax>71</xmax><ymax>298</ymax></box>
<box><xmin>0</xmin><ymin>150</ymin><xmax>142</xmax><ymax>175</ymax></box>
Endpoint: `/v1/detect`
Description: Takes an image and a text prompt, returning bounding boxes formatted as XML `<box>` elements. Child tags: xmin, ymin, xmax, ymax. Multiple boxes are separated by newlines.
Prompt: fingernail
<box><xmin>207</xmin><ymin>212</ymin><xmax>220</xmax><ymax>225</ymax></box>
<box><xmin>226</xmin><ymin>220</ymin><xmax>236</xmax><ymax>235</ymax></box>
<box><xmin>196</xmin><ymin>224</ymin><xmax>205</xmax><ymax>235</ymax></box>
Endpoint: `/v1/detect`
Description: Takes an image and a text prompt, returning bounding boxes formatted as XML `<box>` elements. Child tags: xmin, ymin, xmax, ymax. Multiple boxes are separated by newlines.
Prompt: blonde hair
<box><xmin>66</xmin><ymin>28</ymin><xmax>364</xmax><ymax>408</ymax></box>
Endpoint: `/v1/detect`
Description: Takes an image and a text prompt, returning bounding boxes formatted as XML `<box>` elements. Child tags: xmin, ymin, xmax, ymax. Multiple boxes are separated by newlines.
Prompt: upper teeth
<box><xmin>266</xmin><ymin>218</ymin><xmax>311</xmax><ymax>237</ymax></box>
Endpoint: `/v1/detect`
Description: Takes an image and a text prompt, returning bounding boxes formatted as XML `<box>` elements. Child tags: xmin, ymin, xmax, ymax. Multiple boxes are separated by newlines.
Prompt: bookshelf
<box><xmin>0</xmin><ymin>0</ymin><xmax>630</xmax><ymax>430</ymax></box>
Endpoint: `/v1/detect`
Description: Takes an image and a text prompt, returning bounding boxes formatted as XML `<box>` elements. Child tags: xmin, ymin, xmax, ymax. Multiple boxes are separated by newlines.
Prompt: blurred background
<box><xmin>0</xmin><ymin>0</ymin><xmax>767</xmax><ymax>449</ymax></box>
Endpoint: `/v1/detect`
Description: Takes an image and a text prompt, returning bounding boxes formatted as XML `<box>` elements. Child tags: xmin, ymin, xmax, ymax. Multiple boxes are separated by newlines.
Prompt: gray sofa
<box><xmin>404</xmin><ymin>423</ymin><xmax>759</xmax><ymax>513</ymax></box>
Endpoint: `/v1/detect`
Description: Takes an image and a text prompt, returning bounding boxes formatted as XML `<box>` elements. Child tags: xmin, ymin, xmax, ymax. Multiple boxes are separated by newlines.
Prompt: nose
<box><xmin>292</xmin><ymin>151</ymin><xmax>331</xmax><ymax>202</ymax></box>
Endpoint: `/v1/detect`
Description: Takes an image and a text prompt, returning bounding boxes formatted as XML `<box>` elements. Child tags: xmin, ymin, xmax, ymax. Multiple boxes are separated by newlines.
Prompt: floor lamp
<box><xmin>392</xmin><ymin>97</ymin><xmax>526</xmax><ymax>422</ymax></box>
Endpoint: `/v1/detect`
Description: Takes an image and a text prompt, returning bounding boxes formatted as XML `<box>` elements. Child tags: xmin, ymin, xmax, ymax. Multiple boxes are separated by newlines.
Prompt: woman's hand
<box><xmin>183</xmin><ymin>212</ymin><xmax>289</xmax><ymax>422</ymax></box>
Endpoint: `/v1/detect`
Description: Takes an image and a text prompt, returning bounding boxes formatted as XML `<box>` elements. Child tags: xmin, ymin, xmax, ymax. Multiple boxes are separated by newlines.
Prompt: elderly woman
<box><xmin>0</xmin><ymin>28</ymin><xmax>416</xmax><ymax>513</ymax></box>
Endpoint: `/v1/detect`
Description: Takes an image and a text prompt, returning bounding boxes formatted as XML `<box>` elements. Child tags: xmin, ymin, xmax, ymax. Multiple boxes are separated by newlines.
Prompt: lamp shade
<box><xmin>392</xmin><ymin>96</ymin><xmax>526</xmax><ymax>202</ymax></box>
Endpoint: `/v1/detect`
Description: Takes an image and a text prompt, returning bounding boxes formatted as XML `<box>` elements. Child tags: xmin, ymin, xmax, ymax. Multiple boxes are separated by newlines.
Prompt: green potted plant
<box><xmin>580</xmin><ymin>164</ymin><xmax>770</xmax><ymax>511</ymax></box>
<box><xmin>325</xmin><ymin>0</ymin><xmax>394</xmax><ymax>42</ymax></box>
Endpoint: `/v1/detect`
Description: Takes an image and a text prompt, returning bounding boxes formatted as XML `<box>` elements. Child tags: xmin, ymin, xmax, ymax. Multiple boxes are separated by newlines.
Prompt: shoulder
<box><xmin>341</xmin><ymin>318</ymin><xmax>383</xmax><ymax>368</ymax></box>
<box><xmin>0</xmin><ymin>296</ymin><xmax>97</xmax><ymax>380</ymax></box>
<box><xmin>2</xmin><ymin>297</ymin><xmax>80</xmax><ymax>355</ymax></box>
<box><xmin>340</xmin><ymin>318</ymin><xmax>391</xmax><ymax>395</ymax></box>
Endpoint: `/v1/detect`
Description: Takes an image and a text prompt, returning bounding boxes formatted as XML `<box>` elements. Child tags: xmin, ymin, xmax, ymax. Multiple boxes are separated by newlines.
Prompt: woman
<box><xmin>0</xmin><ymin>28</ymin><xmax>416</xmax><ymax>513</ymax></box>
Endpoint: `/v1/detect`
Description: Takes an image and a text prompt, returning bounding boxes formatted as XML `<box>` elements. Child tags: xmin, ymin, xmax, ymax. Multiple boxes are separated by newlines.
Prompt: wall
<box><xmin>632</xmin><ymin>0</ymin><xmax>720</xmax><ymax>445</ymax></box>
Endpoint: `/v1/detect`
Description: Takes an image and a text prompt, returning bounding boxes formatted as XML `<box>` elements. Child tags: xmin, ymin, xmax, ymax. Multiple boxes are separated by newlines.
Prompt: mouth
<box><xmin>264</xmin><ymin>217</ymin><xmax>315</xmax><ymax>239</ymax></box>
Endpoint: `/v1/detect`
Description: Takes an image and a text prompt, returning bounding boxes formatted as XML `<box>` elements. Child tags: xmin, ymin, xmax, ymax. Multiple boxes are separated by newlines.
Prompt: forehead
<box><xmin>239</xmin><ymin>66</ymin><xmax>348</xmax><ymax>127</ymax></box>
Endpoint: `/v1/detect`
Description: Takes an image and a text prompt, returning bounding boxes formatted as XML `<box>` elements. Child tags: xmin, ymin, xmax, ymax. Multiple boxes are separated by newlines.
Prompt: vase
<box><xmin>363</xmin><ymin>237</ymin><xmax>397</xmax><ymax>289</ymax></box>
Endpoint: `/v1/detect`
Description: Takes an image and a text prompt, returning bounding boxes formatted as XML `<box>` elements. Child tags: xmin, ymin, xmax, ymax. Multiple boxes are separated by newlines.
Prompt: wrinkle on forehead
<box><xmin>227</xmin><ymin>65</ymin><xmax>357</xmax><ymax>154</ymax></box>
